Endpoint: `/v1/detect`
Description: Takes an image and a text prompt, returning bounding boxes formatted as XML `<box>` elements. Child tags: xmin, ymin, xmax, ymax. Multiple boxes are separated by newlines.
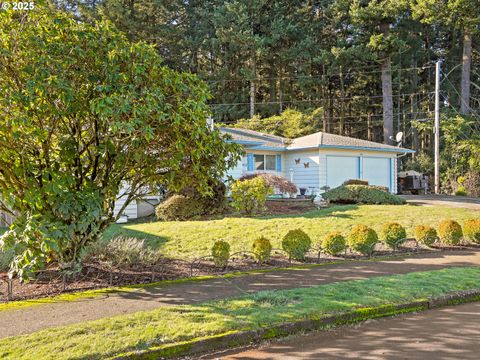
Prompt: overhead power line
<box><xmin>220</xmin><ymin>110</ymin><xmax>433</xmax><ymax>125</ymax></box>
<box><xmin>209</xmin><ymin>91</ymin><xmax>434</xmax><ymax>107</ymax></box>
<box><xmin>203</xmin><ymin>65</ymin><xmax>435</xmax><ymax>84</ymax></box>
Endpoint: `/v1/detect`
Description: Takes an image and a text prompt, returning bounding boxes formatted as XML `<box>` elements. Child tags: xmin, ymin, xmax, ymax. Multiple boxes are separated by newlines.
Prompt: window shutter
<box><xmin>275</xmin><ymin>154</ymin><xmax>282</xmax><ymax>171</ymax></box>
<box><xmin>247</xmin><ymin>153</ymin><xmax>254</xmax><ymax>171</ymax></box>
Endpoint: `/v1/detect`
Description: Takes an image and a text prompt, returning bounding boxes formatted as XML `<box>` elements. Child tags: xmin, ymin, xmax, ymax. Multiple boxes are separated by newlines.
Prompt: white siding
<box><xmin>225</xmin><ymin>156</ymin><xmax>244</xmax><ymax>180</ymax></box>
<box><xmin>284</xmin><ymin>150</ymin><xmax>320</xmax><ymax>194</ymax></box>
<box><xmin>114</xmin><ymin>184</ymin><xmax>138</xmax><ymax>219</ymax></box>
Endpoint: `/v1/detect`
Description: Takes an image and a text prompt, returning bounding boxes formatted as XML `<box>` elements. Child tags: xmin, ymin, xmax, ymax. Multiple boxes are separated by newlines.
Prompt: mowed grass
<box><xmin>1</xmin><ymin>267</ymin><xmax>480</xmax><ymax>359</ymax></box>
<box><xmin>104</xmin><ymin>204</ymin><xmax>479</xmax><ymax>259</ymax></box>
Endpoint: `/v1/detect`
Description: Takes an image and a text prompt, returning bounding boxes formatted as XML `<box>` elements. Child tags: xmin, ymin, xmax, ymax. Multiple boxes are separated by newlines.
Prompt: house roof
<box><xmin>220</xmin><ymin>127</ymin><xmax>414</xmax><ymax>154</ymax></box>
<box><xmin>290</xmin><ymin>131</ymin><xmax>414</xmax><ymax>153</ymax></box>
<box><xmin>219</xmin><ymin>127</ymin><xmax>289</xmax><ymax>149</ymax></box>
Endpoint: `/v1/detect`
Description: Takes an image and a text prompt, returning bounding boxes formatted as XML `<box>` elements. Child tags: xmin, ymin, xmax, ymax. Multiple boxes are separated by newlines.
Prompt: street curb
<box><xmin>116</xmin><ymin>288</ymin><xmax>480</xmax><ymax>359</ymax></box>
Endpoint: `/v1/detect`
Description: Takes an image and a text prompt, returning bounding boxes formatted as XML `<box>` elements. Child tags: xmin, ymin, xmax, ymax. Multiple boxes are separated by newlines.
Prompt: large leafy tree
<box><xmin>0</xmin><ymin>7</ymin><xmax>240</xmax><ymax>279</ymax></box>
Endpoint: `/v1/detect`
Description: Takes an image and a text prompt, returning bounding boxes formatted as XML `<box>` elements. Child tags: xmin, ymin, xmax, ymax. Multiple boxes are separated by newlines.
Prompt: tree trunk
<box><xmin>460</xmin><ymin>29</ymin><xmax>472</xmax><ymax>114</ymax></box>
<box><xmin>367</xmin><ymin>113</ymin><xmax>373</xmax><ymax>141</ymax></box>
<box><xmin>250</xmin><ymin>79</ymin><xmax>255</xmax><ymax>118</ymax></box>
<box><xmin>339</xmin><ymin>66</ymin><xmax>345</xmax><ymax>135</ymax></box>
<box><xmin>381</xmin><ymin>57</ymin><xmax>394</xmax><ymax>145</ymax></box>
<box><xmin>411</xmin><ymin>58</ymin><xmax>419</xmax><ymax>157</ymax></box>
<box><xmin>250</xmin><ymin>58</ymin><xmax>256</xmax><ymax>118</ymax></box>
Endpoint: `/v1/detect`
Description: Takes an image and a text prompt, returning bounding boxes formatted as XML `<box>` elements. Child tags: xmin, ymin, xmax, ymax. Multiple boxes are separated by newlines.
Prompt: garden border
<box><xmin>0</xmin><ymin>250</ymin><xmax>433</xmax><ymax>312</ymax></box>
<box><xmin>117</xmin><ymin>288</ymin><xmax>480</xmax><ymax>359</ymax></box>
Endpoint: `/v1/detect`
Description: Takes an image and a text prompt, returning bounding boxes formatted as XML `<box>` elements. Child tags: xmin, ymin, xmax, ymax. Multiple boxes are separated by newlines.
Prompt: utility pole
<box><xmin>434</xmin><ymin>60</ymin><xmax>441</xmax><ymax>195</ymax></box>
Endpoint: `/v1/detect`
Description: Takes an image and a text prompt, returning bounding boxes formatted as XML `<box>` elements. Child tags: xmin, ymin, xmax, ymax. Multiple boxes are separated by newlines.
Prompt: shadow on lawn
<box><xmin>102</xmin><ymin>225</ymin><xmax>170</xmax><ymax>249</ymax></box>
<box><xmin>102</xmin><ymin>204</ymin><xmax>361</xmax><ymax>247</ymax></box>
<box><xmin>237</xmin><ymin>204</ymin><xmax>361</xmax><ymax>221</ymax></box>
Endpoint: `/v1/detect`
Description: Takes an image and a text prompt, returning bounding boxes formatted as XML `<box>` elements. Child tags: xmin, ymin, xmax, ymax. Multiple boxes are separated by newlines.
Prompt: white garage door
<box><xmin>363</xmin><ymin>157</ymin><xmax>390</xmax><ymax>190</ymax></box>
<box><xmin>326</xmin><ymin>156</ymin><xmax>359</xmax><ymax>189</ymax></box>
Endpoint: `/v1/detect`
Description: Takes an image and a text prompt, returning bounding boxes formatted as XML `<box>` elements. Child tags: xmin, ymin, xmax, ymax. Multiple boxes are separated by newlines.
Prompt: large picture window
<box><xmin>253</xmin><ymin>154</ymin><xmax>279</xmax><ymax>171</ymax></box>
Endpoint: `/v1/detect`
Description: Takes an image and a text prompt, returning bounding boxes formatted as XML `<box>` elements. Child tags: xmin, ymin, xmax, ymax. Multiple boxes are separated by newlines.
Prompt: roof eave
<box><xmin>226</xmin><ymin>140</ymin><xmax>264</xmax><ymax>146</ymax></box>
<box><xmin>247</xmin><ymin>146</ymin><xmax>287</xmax><ymax>151</ymax></box>
<box><xmin>318</xmin><ymin>145</ymin><xmax>415</xmax><ymax>153</ymax></box>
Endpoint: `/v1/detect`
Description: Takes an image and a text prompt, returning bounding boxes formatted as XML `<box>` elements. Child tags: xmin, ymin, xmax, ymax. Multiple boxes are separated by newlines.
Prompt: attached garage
<box><xmin>326</xmin><ymin>156</ymin><xmax>359</xmax><ymax>189</ymax></box>
<box><xmin>326</xmin><ymin>155</ymin><xmax>392</xmax><ymax>191</ymax></box>
<box><xmin>362</xmin><ymin>157</ymin><xmax>391</xmax><ymax>190</ymax></box>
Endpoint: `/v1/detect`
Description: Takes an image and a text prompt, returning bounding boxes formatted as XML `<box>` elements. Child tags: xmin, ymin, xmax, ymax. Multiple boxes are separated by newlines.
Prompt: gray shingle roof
<box><xmin>221</xmin><ymin>127</ymin><xmax>413</xmax><ymax>153</ymax></box>
<box><xmin>219</xmin><ymin>127</ymin><xmax>289</xmax><ymax>149</ymax></box>
<box><xmin>290</xmin><ymin>131</ymin><xmax>413</xmax><ymax>152</ymax></box>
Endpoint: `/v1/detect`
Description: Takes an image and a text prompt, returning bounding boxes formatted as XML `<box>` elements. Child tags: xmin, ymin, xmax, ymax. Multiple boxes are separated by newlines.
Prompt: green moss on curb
<box><xmin>1</xmin><ymin>268</ymin><xmax>479</xmax><ymax>360</ymax></box>
<box><xmin>115</xmin><ymin>298</ymin><xmax>454</xmax><ymax>359</ymax></box>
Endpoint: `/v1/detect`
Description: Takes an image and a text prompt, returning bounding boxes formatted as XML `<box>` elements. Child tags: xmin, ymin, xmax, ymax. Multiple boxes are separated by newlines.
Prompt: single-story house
<box><xmin>220</xmin><ymin>127</ymin><xmax>414</xmax><ymax>195</ymax></box>
<box><xmin>114</xmin><ymin>127</ymin><xmax>413</xmax><ymax>221</ymax></box>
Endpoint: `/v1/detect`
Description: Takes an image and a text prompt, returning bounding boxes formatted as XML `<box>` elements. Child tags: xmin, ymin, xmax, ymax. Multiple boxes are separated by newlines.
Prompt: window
<box><xmin>250</xmin><ymin>154</ymin><xmax>280</xmax><ymax>171</ymax></box>
<box><xmin>254</xmin><ymin>154</ymin><xmax>264</xmax><ymax>170</ymax></box>
<box><xmin>265</xmin><ymin>155</ymin><xmax>276</xmax><ymax>170</ymax></box>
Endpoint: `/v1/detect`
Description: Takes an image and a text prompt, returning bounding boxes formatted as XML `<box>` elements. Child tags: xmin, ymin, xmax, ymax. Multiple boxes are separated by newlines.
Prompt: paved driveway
<box><xmin>401</xmin><ymin>195</ymin><xmax>480</xmax><ymax>210</ymax></box>
<box><xmin>212</xmin><ymin>302</ymin><xmax>480</xmax><ymax>360</ymax></box>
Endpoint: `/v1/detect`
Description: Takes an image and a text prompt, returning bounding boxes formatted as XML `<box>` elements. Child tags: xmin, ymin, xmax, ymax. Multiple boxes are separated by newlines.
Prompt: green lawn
<box><xmin>104</xmin><ymin>204</ymin><xmax>478</xmax><ymax>259</ymax></box>
<box><xmin>1</xmin><ymin>267</ymin><xmax>479</xmax><ymax>359</ymax></box>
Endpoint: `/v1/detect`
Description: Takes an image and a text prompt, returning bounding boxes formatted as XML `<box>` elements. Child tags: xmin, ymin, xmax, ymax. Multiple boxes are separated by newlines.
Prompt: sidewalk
<box><xmin>213</xmin><ymin>301</ymin><xmax>480</xmax><ymax>360</ymax></box>
<box><xmin>2</xmin><ymin>249</ymin><xmax>480</xmax><ymax>338</ymax></box>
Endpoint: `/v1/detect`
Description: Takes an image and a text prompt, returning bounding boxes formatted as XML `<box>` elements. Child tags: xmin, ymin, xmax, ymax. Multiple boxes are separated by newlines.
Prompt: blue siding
<box><xmin>247</xmin><ymin>153</ymin><xmax>254</xmax><ymax>171</ymax></box>
<box><xmin>276</xmin><ymin>154</ymin><xmax>282</xmax><ymax>171</ymax></box>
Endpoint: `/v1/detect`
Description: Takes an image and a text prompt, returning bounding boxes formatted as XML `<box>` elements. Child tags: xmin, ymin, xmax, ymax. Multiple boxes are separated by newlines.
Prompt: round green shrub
<box><xmin>438</xmin><ymin>219</ymin><xmax>463</xmax><ymax>245</ymax></box>
<box><xmin>230</xmin><ymin>177</ymin><xmax>272</xmax><ymax>215</ymax></box>
<box><xmin>211</xmin><ymin>240</ymin><xmax>230</xmax><ymax>268</ymax></box>
<box><xmin>282</xmin><ymin>229</ymin><xmax>312</xmax><ymax>261</ymax></box>
<box><xmin>321</xmin><ymin>232</ymin><xmax>346</xmax><ymax>255</ymax></box>
<box><xmin>414</xmin><ymin>225</ymin><xmax>437</xmax><ymax>246</ymax></box>
<box><xmin>347</xmin><ymin>225</ymin><xmax>379</xmax><ymax>255</ymax></box>
<box><xmin>252</xmin><ymin>236</ymin><xmax>273</xmax><ymax>263</ymax></box>
<box><xmin>463</xmin><ymin>219</ymin><xmax>480</xmax><ymax>244</ymax></box>
<box><xmin>381</xmin><ymin>222</ymin><xmax>407</xmax><ymax>249</ymax></box>
<box><xmin>155</xmin><ymin>194</ymin><xmax>204</xmax><ymax>221</ymax></box>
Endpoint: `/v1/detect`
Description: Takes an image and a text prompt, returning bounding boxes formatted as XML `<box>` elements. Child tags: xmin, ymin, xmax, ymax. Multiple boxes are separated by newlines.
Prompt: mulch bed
<box><xmin>2</xmin><ymin>241</ymin><xmax>479</xmax><ymax>303</ymax></box>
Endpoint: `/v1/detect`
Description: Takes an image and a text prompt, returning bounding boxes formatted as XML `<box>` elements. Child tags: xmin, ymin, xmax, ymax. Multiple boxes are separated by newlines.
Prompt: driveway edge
<box><xmin>117</xmin><ymin>288</ymin><xmax>480</xmax><ymax>359</ymax></box>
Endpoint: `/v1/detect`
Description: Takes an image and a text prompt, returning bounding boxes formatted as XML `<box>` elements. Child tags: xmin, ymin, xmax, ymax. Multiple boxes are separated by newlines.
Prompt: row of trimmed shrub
<box><xmin>210</xmin><ymin>219</ymin><xmax>480</xmax><ymax>267</ymax></box>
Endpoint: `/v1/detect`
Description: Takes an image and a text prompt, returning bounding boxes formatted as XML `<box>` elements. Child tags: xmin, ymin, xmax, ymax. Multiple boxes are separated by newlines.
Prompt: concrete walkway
<box><xmin>214</xmin><ymin>301</ymin><xmax>480</xmax><ymax>359</ymax></box>
<box><xmin>1</xmin><ymin>249</ymin><xmax>480</xmax><ymax>338</ymax></box>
